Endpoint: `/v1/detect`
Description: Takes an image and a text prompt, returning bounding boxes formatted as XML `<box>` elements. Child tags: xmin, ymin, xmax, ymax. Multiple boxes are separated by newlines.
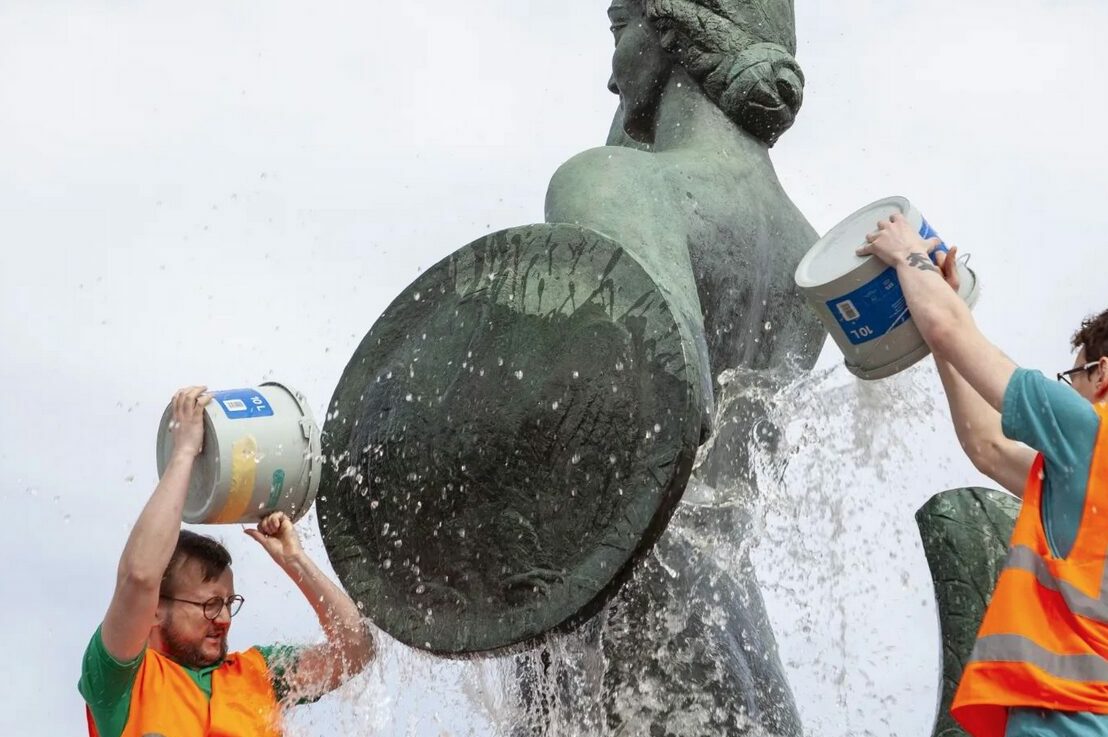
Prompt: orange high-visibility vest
<box><xmin>951</xmin><ymin>403</ymin><xmax>1108</xmax><ymax>737</ymax></box>
<box><xmin>85</xmin><ymin>647</ymin><xmax>283</xmax><ymax>737</ymax></box>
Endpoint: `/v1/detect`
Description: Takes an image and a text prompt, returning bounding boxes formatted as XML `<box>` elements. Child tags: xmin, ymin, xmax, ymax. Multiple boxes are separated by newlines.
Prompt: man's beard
<box><xmin>161</xmin><ymin>614</ymin><xmax>228</xmax><ymax>668</ymax></box>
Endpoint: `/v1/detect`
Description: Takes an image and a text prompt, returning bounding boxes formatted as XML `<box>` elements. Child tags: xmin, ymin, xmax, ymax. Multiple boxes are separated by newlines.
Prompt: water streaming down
<box><xmin>291</xmin><ymin>359</ymin><xmax>971</xmax><ymax>736</ymax></box>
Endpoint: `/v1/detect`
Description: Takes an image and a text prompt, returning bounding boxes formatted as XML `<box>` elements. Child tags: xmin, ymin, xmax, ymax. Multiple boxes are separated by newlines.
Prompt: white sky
<box><xmin>2</xmin><ymin>1</ymin><xmax>1106</xmax><ymax>736</ymax></box>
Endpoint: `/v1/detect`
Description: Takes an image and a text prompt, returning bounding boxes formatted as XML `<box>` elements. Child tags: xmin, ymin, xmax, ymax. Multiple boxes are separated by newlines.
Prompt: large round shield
<box><xmin>318</xmin><ymin>223</ymin><xmax>708</xmax><ymax>654</ymax></box>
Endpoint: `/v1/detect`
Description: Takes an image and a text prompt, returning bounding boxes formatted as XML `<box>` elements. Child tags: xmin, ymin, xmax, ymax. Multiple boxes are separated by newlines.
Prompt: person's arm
<box><xmin>859</xmin><ymin>214</ymin><xmax>1016</xmax><ymax>411</ymax></box>
<box><xmin>859</xmin><ymin>222</ymin><xmax>1034</xmax><ymax>492</ymax></box>
<box><xmin>245</xmin><ymin>513</ymin><xmax>374</xmax><ymax>701</ymax></box>
<box><xmin>100</xmin><ymin>386</ymin><xmax>210</xmax><ymax>662</ymax></box>
<box><xmin>934</xmin><ymin>357</ymin><xmax>1035</xmax><ymax>496</ymax></box>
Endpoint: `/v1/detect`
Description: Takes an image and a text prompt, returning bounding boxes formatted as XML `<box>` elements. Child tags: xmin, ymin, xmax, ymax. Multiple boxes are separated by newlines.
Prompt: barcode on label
<box><xmin>836</xmin><ymin>300</ymin><xmax>860</xmax><ymax>322</ymax></box>
<box><xmin>224</xmin><ymin>399</ymin><xmax>247</xmax><ymax>411</ymax></box>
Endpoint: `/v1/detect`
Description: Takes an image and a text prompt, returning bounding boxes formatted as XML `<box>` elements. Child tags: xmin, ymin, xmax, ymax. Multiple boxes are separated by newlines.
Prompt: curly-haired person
<box><xmin>861</xmin><ymin>215</ymin><xmax>1108</xmax><ymax>737</ymax></box>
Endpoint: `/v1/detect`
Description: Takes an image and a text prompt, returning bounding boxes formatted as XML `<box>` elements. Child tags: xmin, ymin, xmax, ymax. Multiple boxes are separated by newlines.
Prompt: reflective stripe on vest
<box><xmin>971</xmin><ymin>634</ymin><xmax>1108</xmax><ymax>683</ymax></box>
<box><xmin>1004</xmin><ymin>544</ymin><xmax>1108</xmax><ymax>624</ymax></box>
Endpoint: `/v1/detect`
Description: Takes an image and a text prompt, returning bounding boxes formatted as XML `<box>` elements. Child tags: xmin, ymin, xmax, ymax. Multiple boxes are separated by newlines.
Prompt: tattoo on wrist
<box><xmin>906</xmin><ymin>252</ymin><xmax>939</xmax><ymax>274</ymax></box>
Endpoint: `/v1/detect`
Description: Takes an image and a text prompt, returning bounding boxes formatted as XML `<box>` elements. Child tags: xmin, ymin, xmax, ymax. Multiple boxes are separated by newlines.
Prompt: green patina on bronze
<box><xmin>514</xmin><ymin>0</ymin><xmax>823</xmax><ymax>732</ymax></box>
<box><xmin>320</xmin><ymin>5</ymin><xmax>823</xmax><ymax>712</ymax></box>
<box><xmin>916</xmin><ymin>487</ymin><xmax>1020</xmax><ymax>737</ymax></box>
<box><xmin>318</xmin><ymin>224</ymin><xmax>709</xmax><ymax>654</ymax></box>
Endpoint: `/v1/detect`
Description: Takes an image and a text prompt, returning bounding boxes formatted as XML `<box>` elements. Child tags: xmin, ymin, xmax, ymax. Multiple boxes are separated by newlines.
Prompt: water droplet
<box><xmin>405</xmin><ymin>393</ymin><xmax>414</xmax><ymax>402</ymax></box>
<box><xmin>413</xmin><ymin>292</ymin><xmax>421</xmax><ymax>301</ymax></box>
<box><xmin>572</xmin><ymin>371</ymin><xmax>580</xmax><ymax>379</ymax></box>
<box><xmin>654</xmin><ymin>423</ymin><xmax>662</xmax><ymax>433</ymax></box>
<box><xmin>514</xmin><ymin>370</ymin><xmax>524</xmax><ymax>380</ymax></box>
<box><xmin>764</xmin><ymin>321</ymin><xmax>772</xmax><ymax>331</ymax></box>
<box><xmin>382</xmin><ymin>558</ymin><xmax>392</xmax><ymax>570</ymax></box>
<box><xmin>571</xmin><ymin>453</ymin><xmax>581</xmax><ymax>465</ymax></box>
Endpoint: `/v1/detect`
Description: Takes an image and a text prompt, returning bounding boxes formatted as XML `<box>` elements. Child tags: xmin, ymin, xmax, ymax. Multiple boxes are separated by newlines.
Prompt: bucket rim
<box><xmin>795</xmin><ymin>195</ymin><xmax>914</xmax><ymax>289</ymax></box>
<box><xmin>258</xmin><ymin>381</ymin><xmax>322</xmax><ymax>523</ymax></box>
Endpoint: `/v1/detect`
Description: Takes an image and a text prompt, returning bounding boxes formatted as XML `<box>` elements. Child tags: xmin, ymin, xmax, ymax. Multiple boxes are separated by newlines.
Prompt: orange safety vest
<box><xmin>85</xmin><ymin>647</ymin><xmax>283</xmax><ymax>737</ymax></box>
<box><xmin>951</xmin><ymin>403</ymin><xmax>1108</xmax><ymax>737</ymax></box>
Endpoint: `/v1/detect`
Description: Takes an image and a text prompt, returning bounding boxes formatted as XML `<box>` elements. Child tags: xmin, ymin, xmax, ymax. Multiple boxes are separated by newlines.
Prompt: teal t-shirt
<box><xmin>78</xmin><ymin>626</ymin><xmax>307</xmax><ymax>737</ymax></box>
<box><xmin>999</xmin><ymin>368</ymin><xmax>1102</xmax><ymax>737</ymax></box>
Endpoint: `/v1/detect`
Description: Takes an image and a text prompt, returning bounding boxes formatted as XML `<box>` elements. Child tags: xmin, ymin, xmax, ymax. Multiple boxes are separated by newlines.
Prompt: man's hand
<box><xmin>933</xmin><ymin>245</ymin><xmax>960</xmax><ymax>292</ymax></box>
<box><xmin>169</xmin><ymin>385</ymin><xmax>211</xmax><ymax>458</ymax></box>
<box><xmin>248</xmin><ymin>510</ymin><xmax>376</xmax><ymax>699</ymax></box>
<box><xmin>857</xmin><ymin>212</ymin><xmax>942</xmax><ymax>269</ymax></box>
<box><xmin>245</xmin><ymin>512</ymin><xmax>305</xmax><ymax>568</ymax></box>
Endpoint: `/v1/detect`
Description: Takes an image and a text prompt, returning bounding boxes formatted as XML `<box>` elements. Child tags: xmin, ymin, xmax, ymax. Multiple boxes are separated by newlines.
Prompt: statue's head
<box><xmin>607</xmin><ymin>0</ymin><xmax>803</xmax><ymax>146</ymax></box>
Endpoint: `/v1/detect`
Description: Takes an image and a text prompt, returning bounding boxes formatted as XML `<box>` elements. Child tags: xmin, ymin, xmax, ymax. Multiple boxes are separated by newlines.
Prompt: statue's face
<box><xmin>607</xmin><ymin>0</ymin><xmax>673</xmax><ymax>143</ymax></box>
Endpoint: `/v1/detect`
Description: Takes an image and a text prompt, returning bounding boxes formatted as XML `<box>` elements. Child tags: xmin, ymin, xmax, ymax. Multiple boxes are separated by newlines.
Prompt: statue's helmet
<box><xmin>644</xmin><ymin>0</ymin><xmax>804</xmax><ymax>146</ymax></box>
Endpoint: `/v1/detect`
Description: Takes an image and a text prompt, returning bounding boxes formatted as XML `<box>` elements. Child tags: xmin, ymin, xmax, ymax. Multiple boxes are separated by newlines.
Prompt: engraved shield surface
<box><xmin>319</xmin><ymin>223</ymin><xmax>708</xmax><ymax>654</ymax></box>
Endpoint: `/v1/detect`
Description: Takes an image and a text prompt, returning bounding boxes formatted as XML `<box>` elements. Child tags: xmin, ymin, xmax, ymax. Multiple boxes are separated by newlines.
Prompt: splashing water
<box><xmin>294</xmin><ymin>362</ymin><xmax>973</xmax><ymax>736</ymax></box>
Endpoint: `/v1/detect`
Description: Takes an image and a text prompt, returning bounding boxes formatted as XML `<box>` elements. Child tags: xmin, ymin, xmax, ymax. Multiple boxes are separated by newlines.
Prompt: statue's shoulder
<box><xmin>545</xmin><ymin>146</ymin><xmax>667</xmax><ymax>226</ymax></box>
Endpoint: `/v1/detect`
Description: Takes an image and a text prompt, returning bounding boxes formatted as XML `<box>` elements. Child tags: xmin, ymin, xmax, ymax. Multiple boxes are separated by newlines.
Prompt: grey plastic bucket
<box><xmin>794</xmin><ymin>196</ymin><xmax>980</xmax><ymax>380</ymax></box>
<box><xmin>155</xmin><ymin>382</ymin><xmax>322</xmax><ymax>524</ymax></box>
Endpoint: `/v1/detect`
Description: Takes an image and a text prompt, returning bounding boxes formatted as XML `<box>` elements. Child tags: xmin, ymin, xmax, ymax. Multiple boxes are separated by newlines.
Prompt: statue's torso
<box><xmin>547</xmin><ymin>145</ymin><xmax>825</xmax><ymax>378</ymax></box>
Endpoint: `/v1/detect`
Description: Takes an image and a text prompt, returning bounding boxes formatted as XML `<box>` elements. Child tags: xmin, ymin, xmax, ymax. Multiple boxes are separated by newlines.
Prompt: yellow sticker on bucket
<box><xmin>210</xmin><ymin>435</ymin><xmax>258</xmax><ymax>523</ymax></box>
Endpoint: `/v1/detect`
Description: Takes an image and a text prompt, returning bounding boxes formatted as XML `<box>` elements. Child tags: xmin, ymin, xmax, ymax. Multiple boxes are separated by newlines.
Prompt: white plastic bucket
<box><xmin>794</xmin><ymin>196</ymin><xmax>980</xmax><ymax>380</ymax></box>
<box><xmin>155</xmin><ymin>382</ymin><xmax>322</xmax><ymax>524</ymax></box>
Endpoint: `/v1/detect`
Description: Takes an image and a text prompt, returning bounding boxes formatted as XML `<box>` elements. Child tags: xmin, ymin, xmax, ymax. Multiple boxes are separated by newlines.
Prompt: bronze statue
<box><xmin>320</xmin><ymin>0</ymin><xmax>825</xmax><ymax>732</ymax></box>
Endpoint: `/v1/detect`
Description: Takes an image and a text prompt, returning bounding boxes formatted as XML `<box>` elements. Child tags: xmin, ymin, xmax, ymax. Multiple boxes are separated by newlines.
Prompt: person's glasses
<box><xmin>1057</xmin><ymin>362</ymin><xmax>1099</xmax><ymax>386</ymax></box>
<box><xmin>160</xmin><ymin>594</ymin><xmax>245</xmax><ymax>621</ymax></box>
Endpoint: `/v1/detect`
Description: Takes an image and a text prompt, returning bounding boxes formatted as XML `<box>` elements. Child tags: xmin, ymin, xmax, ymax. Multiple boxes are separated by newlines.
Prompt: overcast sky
<box><xmin>3</xmin><ymin>1</ymin><xmax>1107</xmax><ymax>736</ymax></box>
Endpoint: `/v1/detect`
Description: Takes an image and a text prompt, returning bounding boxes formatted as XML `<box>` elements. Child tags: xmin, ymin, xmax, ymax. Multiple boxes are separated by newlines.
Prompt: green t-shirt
<box><xmin>78</xmin><ymin>626</ymin><xmax>308</xmax><ymax>737</ymax></box>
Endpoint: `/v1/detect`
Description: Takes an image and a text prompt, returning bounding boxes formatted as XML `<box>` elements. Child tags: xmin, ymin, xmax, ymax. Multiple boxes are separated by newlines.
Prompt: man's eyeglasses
<box><xmin>160</xmin><ymin>594</ymin><xmax>245</xmax><ymax>621</ymax></box>
<box><xmin>1057</xmin><ymin>362</ymin><xmax>1099</xmax><ymax>386</ymax></box>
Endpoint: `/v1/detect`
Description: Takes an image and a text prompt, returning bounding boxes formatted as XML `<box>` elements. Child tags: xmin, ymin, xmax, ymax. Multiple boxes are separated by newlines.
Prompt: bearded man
<box><xmin>79</xmin><ymin>385</ymin><xmax>374</xmax><ymax>737</ymax></box>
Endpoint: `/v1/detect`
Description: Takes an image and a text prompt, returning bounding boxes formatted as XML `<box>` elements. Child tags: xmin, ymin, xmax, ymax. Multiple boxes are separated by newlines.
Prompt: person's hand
<box><xmin>245</xmin><ymin>512</ymin><xmax>305</xmax><ymax>567</ymax></box>
<box><xmin>932</xmin><ymin>244</ymin><xmax>961</xmax><ymax>293</ymax></box>
<box><xmin>168</xmin><ymin>386</ymin><xmax>210</xmax><ymax>459</ymax></box>
<box><xmin>857</xmin><ymin>212</ymin><xmax>941</xmax><ymax>267</ymax></box>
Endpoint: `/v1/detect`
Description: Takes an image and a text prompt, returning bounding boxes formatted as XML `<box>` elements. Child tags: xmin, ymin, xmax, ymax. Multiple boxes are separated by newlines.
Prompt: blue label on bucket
<box><xmin>826</xmin><ymin>266</ymin><xmax>910</xmax><ymax>345</ymax></box>
<box><xmin>211</xmin><ymin>388</ymin><xmax>274</xmax><ymax>420</ymax></box>
<box><xmin>919</xmin><ymin>217</ymin><xmax>949</xmax><ymax>262</ymax></box>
